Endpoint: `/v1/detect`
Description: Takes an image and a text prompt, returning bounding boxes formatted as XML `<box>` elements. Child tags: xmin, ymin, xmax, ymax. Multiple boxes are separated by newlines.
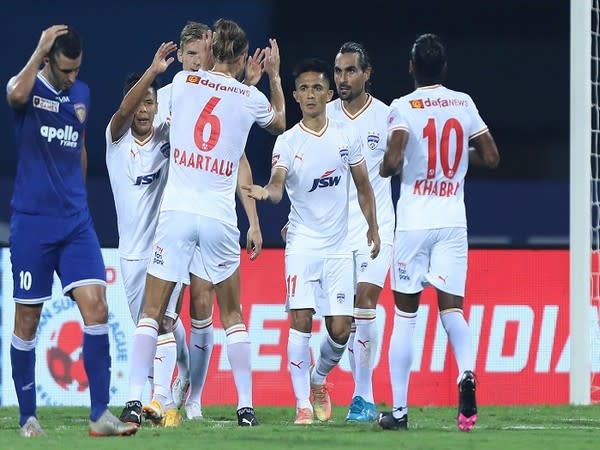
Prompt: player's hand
<box><xmin>280</xmin><ymin>221</ymin><xmax>289</xmax><ymax>242</ymax></box>
<box><xmin>241</xmin><ymin>184</ymin><xmax>269</xmax><ymax>201</ymax></box>
<box><xmin>37</xmin><ymin>25</ymin><xmax>69</xmax><ymax>56</ymax></box>
<box><xmin>246</xmin><ymin>224</ymin><xmax>263</xmax><ymax>261</ymax></box>
<box><xmin>199</xmin><ymin>30</ymin><xmax>214</xmax><ymax>71</ymax></box>
<box><xmin>243</xmin><ymin>48</ymin><xmax>266</xmax><ymax>86</ymax></box>
<box><xmin>367</xmin><ymin>227</ymin><xmax>381</xmax><ymax>259</ymax></box>
<box><xmin>150</xmin><ymin>41</ymin><xmax>178</xmax><ymax>75</ymax></box>
<box><xmin>263</xmin><ymin>38</ymin><xmax>280</xmax><ymax>79</ymax></box>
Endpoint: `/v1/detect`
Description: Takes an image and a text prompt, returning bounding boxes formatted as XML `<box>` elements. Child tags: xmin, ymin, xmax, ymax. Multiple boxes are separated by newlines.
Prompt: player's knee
<box><xmin>327</xmin><ymin>317</ymin><xmax>352</xmax><ymax>345</ymax></box>
<box><xmin>83</xmin><ymin>297</ymin><xmax>109</xmax><ymax>324</ymax></box>
<box><xmin>14</xmin><ymin>309</ymin><xmax>41</xmax><ymax>340</ymax></box>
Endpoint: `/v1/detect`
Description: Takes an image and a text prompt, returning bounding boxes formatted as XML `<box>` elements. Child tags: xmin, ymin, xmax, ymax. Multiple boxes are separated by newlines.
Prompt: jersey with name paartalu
<box><xmin>160</xmin><ymin>70</ymin><xmax>274</xmax><ymax>224</ymax></box>
<box><xmin>273</xmin><ymin>119</ymin><xmax>364</xmax><ymax>257</ymax></box>
<box><xmin>106</xmin><ymin>123</ymin><xmax>170</xmax><ymax>259</ymax></box>
<box><xmin>388</xmin><ymin>84</ymin><xmax>488</xmax><ymax>230</ymax></box>
<box><xmin>9</xmin><ymin>73</ymin><xmax>89</xmax><ymax>216</ymax></box>
<box><xmin>327</xmin><ymin>96</ymin><xmax>394</xmax><ymax>249</ymax></box>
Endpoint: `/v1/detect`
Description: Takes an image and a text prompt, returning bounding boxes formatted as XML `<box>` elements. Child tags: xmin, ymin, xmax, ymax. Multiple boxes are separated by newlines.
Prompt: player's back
<box><xmin>161</xmin><ymin>70</ymin><xmax>273</xmax><ymax>223</ymax></box>
<box><xmin>155</xmin><ymin>82</ymin><xmax>172</xmax><ymax>126</ymax></box>
<box><xmin>10</xmin><ymin>73</ymin><xmax>89</xmax><ymax>216</ymax></box>
<box><xmin>389</xmin><ymin>84</ymin><xmax>488</xmax><ymax>230</ymax></box>
<box><xmin>274</xmin><ymin>119</ymin><xmax>363</xmax><ymax>256</ymax></box>
<box><xmin>327</xmin><ymin>96</ymin><xmax>395</xmax><ymax>248</ymax></box>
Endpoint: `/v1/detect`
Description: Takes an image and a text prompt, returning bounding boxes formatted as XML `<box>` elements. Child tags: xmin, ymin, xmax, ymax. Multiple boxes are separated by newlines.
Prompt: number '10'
<box><xmin>423</xmin><ymin>117</ymin><xmax>464</xmax><ymax>179</ymax></box>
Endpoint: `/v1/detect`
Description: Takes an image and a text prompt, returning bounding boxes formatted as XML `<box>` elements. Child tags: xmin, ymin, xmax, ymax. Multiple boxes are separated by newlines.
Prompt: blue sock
<box><xmin>83</xmin><ymin>328</ymin><xmax>111</xmax><ymax>422</ymax></box>
<box><xmin>11</xmin><ymin>343</ymin><xmax>36</xmax><ymax>427</ymax></box>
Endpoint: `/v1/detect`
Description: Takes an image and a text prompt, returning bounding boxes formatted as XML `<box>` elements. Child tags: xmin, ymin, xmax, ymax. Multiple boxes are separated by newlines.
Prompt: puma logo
<box><xmin>154</xmin><ymin>356</ymin><xmax>165</xmax><ymax>362</ymax></box>
<box><xmin>290</xmin><ymin>360</ymin><xmax>303</xmax><ymax>369</ymax></box>
<box><xmin>438</xmin><ymin>275</ymin><xmax>448</xmax><ymax>284</ymax></box>
<box><xmin>357</xmin><ymin>339</ymin><xmax>370</xmax><ymax>348</ymax></box>
<box><xmin>194</xmin><ymin>344</ymin><xmax>209</xmax><ymax>351</ymax></box>
<box><xmin>22</xmin><ymin>382</ymin><xmax>34</xmax><ymax>391</ymax></box>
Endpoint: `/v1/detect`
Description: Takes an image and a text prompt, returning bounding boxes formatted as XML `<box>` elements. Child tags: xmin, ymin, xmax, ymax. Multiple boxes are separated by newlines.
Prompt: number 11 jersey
<box><xmin>388</xmin><ymin>84</ymin><xmax>488</xmax><ymax>230</ymax></box>
<box><xmin>160</xmin><ymin>70</ymin><xmax>274</xmax><ymax>224</ymax></box>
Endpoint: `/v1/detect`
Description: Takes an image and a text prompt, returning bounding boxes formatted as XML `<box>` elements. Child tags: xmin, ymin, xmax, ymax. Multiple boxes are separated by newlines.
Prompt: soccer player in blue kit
<box><xmin>6</xmin><ymin>24</ymin><xmax>138</xmax><ymax>438</ymax></box>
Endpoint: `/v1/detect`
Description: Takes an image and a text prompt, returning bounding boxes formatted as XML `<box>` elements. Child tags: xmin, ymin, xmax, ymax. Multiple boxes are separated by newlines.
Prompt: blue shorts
<box><xmin>9</xmin><ymin>209</ymin><xmax>106</xmax><ymax>304</ymax></box>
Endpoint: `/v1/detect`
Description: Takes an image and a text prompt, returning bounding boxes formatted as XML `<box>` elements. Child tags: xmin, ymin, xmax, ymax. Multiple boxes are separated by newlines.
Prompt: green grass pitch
<box><xmin>1</xmin><ymin>404</ymin><xmax>599</xmax><ymax>450</ymax></box>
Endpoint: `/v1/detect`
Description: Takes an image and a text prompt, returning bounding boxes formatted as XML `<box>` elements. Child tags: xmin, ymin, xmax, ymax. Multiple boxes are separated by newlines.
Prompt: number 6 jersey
<box><xmin>388</xmin><ymin>84</ymin><xmax>488</xmax><ymax>230</ymax></box>
<box><xmin>160</xmin><ymin>70</ymin><xmax>274</xmax><ymax>224</ymax></box>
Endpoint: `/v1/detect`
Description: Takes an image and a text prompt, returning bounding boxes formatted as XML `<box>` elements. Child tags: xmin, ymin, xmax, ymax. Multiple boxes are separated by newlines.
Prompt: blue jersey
<box><xmin>10</xmin><ymin>73</ymin><xmax>89</xmax><ymax>216</ymax></box>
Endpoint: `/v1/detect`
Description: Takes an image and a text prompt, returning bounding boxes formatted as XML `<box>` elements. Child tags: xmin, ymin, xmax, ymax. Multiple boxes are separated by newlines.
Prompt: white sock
<box><xmin>153</xmin><ymin>332</ymin><xmax>177</xmax><ymax>408</ymax></box>
<box><xmin>348</xmin><ymin>322</ymin><xmax>356</xmax><ymax>382</ymax></box>
<box><xmin>311</xmin><ymin>334</ymin><xmax>346</xmax><ymax>386</ymax></box>
<box><xmin>188</xmin><ymin>317</ymin><xmax>214</xmax><ymax>405</ymax></box>
<box><xmin>226</xmin><ymin>324</ymin><xmax>252</xmax><ymax>409</ymax></box>
<box><xmin>173</xmin><ymin>318</ymin><xmax>190</xmax><ymax>380</ymax></box>
<box><xmin>127</xmin><ymin>318</ymin><xmax>159</xmax><ymax>401</ymax></box>
<box><xmin>389</xmin><ymin>308</ymin><xmax>416</xmax><ymax>415</ymax></box>
<box><xmin>440</xmin><ymin>309</ymin><xmax>474</xmax><ymax>382</ymax></box>
<box><xmin>287</xmin><ymin>328</ymin><xmax>312</xmax><ymax>409</ymax></box>
<box><xmin>353</xmin><ymin>308</ymin><xmax>377</xmax><ymax>402</ymax></box>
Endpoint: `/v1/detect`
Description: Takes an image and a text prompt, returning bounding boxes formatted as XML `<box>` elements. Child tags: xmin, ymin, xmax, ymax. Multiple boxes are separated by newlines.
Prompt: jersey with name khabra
<box><xmin>273</xmin><ymin>119</ymin><xmax>364</xmax><ymax>257</ymax></box>
<box><xmin>106</xmin><ymin>122</ymin><xmax>170</xmax><ymax>259</ymax></box>
<box><xmin>161</xmin><ymin>70</ymin><xmax>274</xmax><ymax>225</ymax></box>
<box><xmin>327</xmin><ymin>96</ymin><xmax>395</xmax><ymax>250</ymax></box>
<box><xmin>388</xmin><ymin>84</ymin><xmax>488</xmax><ymax>230</ymax></box>
<box><xmin>9</xmin><ymin>72</ymin><xmax>89</xmax><ymax>216</ymax></box>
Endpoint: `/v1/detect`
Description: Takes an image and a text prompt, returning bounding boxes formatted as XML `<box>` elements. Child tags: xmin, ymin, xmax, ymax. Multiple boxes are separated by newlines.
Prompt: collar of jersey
<box><xmin>416</xmin><ymin>84</ymin><xmax>443</xmax><ymax>91</ymax></box>
<box><xmin>37</xmin><ymin>72</ymin><xmax>64</xmax><ymax>95</ymax></box>
<box><xmin>299</xmin><ymin>118</ymin><xmax>328</xmax><ymax>137</ymax></box>
<box><xmin>340</xmin><ymin>94</ymin><xmax>372</xmax><ymax>121</ymax></box>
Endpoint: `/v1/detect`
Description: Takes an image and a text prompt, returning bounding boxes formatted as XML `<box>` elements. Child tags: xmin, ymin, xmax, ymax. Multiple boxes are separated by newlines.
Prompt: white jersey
<box><xmin>388</xmin><ymin>84</ymin><xmax>488</xmax><ymax>230</ymax></box>
<box><xmin>106</xmin><ymin>122</ymin><xmax>170</xmax><ymax>259</ymax></box>
<box><xmin>160</xmin><ymin>70</ymin><xmax>274</xmax><ymax>224</ymax></box>
<box><xmin>155</xmin><ymin>82</ymin><xmax>172</xmax><ymax>125</ymax></box>
<box><xmin>273</xmin><ymin>119</ymin><xmax>365</xmax><ymax>256</ymax></box>
<box><xmin>327</xmin><ymin>96</ymin><xmax>395</xmax><ymax>249</ymax></box>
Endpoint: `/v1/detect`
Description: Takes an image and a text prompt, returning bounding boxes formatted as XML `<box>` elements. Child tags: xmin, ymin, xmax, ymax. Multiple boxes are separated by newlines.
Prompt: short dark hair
<box><xmin>49</xmin><ymin>27</ymin><xmax>82</xmax><ymax>61</ymax></box>
<box><xmin>410</xmin><ymin>33</ymin><xmax>446</xmax><ymax>85</ymax></box>
<box><xmin>337</xmin><ymin>41</ymin><xmax>372</xmax><ymax>91</ymax></box>
<box><xmin>122</xmin><ymin>73</ymin><xmax>160</xmax><ymax>98</ymax></box>
<box><xmin>292</xmin><ymin>58</ymin><xmax>331</xmax><ymax>87</ymax></box>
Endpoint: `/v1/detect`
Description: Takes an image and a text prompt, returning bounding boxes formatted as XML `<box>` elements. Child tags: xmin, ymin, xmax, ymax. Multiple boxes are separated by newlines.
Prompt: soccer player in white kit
<box><xmin>244</xmin><ymin>58</ymin><xmax>380</xmax><ymax>425</ymax></box>
<box><xmin>327</xmin><ymin>42</ymin><xmax>394</xmax><ymax>422</ymax></box>
<box><xmin>154</xmin><ymin>22</ymin><xmax>266</xmax><ymax>421</ymax></box>
<box><xmin>377</xmin><ymin>34</ymin><xmax>499</xmax><ymax>432</ymax></box>
<box><xmin>123</xmin><ymin>18</ymin><xmax>285</xmax><ymax>427</ymax></box>
<box><xmin>105</xmin><ymin>42</ymin><xmax>186</xmax><ymax>427</ymax></box>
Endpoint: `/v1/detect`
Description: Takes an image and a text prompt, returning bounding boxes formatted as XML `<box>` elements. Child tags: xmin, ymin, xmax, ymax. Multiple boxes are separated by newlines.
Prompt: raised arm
<box><xmin>263</xmin><ymin>39</ymin><xmax>286</xmax><ymax>135</ymax></box>
<box><xmin>351</xmin><ymin>161</ymin><xmax>380</xmax><ymax>259</ymax></box>
<box><xmin>380</xmin><ymin>128</ymin><xmax>409</xmax><ymax>178</ymax></box>
<box><xmin>7</xmin><ymin>25</ymin><xmax>68</xmax><ymax>109</ymax></box>
<box><xmin>109</xmin><ymin>41</ymin><xmax>177</xmax><ymax>142</ymax></box>
<box><xmin>468</xmin><ymin>131</ymin><xmax>500</xmax><ymax>168</ymax></box>
<box><xmin>241</xmin><ymin>166</ymin><xmax>287</xmax><ymax>204</ymax></box>
<box><xmin>236</xmin><ymin>153</ymin><xmax>263</xmax><ymax>260</ymax></box>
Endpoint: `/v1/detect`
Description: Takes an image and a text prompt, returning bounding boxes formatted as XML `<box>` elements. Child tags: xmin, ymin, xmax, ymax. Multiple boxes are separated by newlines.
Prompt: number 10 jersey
<box><xmin>388</xmin><ymin>84</ymin><xmax>488</xmax><ymax>230</ymax></box>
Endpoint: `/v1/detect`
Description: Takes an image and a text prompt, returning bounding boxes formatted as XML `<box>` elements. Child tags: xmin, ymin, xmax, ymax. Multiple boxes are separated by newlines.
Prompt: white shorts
<box><xmin>148</xmin><ymin>211</ymin><xmax>240</xmax><ymax>285</ymax></box>
<box><xmin>120</xmin><ymin>257</ymin><xmax>183</xmax><ymax>324</ymax></box>
<box><xmin>353</xmin><ymin>243</ymin><xmax>392</xmax><ymax>290</ymax></box>
<box><xmin>390</xmin><ymin>227</ymin><xmax>468</xmax><ymax>297</ymax></box>
<box><xmin>285</xmin><ymin>254</ymin><xmax>354</xmax><ymax>317</ymax></box>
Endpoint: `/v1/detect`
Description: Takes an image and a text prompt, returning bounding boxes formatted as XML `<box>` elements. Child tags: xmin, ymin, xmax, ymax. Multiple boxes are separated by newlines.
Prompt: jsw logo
<box><xmin>40</xmin><ymin>125</ymin><xmax>79</xmax><ymax>147</ymax></box>
<box><xmin>134</xmin><ymin>170</ymin><xmax>161</xmax><ymax>186</ymax></box>
<box><xmin>308</xmin><ymin>169</ymin><xmax>341</xmax><ymax>192</ymax></box>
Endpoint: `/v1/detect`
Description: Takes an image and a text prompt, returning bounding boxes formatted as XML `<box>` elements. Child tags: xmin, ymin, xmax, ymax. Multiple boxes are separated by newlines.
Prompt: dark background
<box><xmin>0</xmin><ymin>0</ymin><xmax>570</xmax><ymax>247</ymax></box>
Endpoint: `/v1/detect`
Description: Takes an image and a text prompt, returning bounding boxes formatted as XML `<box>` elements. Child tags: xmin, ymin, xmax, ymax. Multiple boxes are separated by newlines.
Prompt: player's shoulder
<box><xmin>157</xmin><ymin>82</ymin><xmax>172</xmax><ymax>96</ymax></box>
<box><xmin>71</xmin><ymin>79</ymin><xmax>90</xmax><ymax>96</ymax></box>
<box><xmin>326</xmin><ymin>98</ymin><xmax>342</xmax><ymax>114</ymax></box>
